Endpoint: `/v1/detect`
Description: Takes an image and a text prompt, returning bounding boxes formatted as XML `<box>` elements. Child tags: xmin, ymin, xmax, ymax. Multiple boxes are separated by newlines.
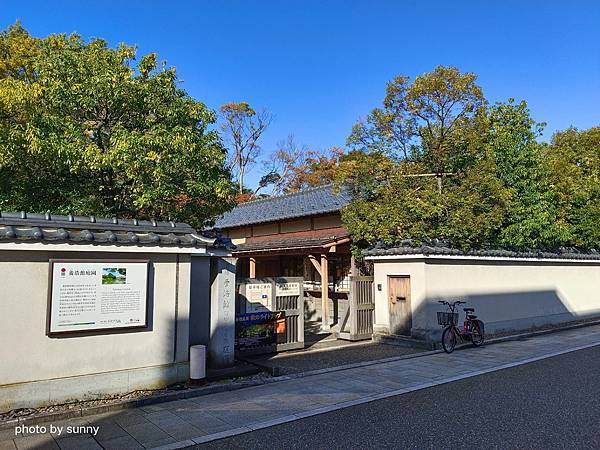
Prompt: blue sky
<box><xmin>2</xmin><ymin>0</ymin><xmax>599</xmax><ymax>188</ymax></box>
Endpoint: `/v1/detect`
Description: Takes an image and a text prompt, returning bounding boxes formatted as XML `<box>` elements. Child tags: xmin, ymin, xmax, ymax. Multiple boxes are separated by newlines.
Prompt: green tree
<box><xmin>547</xmin><ymin>126</ymin><xmax>600</xmax><ymax>248</ymax></box>
<box><xmin>341</xmin><ymin>67</ymin><xmax>503</xmax><ymax>251</ymax></box>
<box><xmin>340</xmin><ymin>67</ymin><xmax>596</xmax><ymax>252</ymax></box>
<box><xmin>337</xmin><ymin>151</ymin><xmax>509</xmax><ymax>252</ymax></box>
<box><xmin>338</xmin><ymin>157</ymin><xmax>442</xmax><ymax>249</ymax></box>
<box><xmin>347</xmin><ymin>75</ymin><xmax>416</xmax><ymax>159</ymax></box>
<box><xmin>348</xmin><ymin>66</ymin><xmax>486</xmax><ymax>174</ymax></box>
<box><xmin>487</xmin><ymin>100</ymin><xmax>568</xmax><ymax>248</ymax></box>
<box><xmin>440</xmin><ymin>156</ymin><xmax>509</xmax><ymax>248</ymax></box>
<box><xmin>406</xmin><ymin>66</ymin><xmax>486</xmax><ymax>173</ymax></box>
<box><xmin>0</xmin><ymin>23</ymin><xmax>234</xmax><ymax>228</ymax></box>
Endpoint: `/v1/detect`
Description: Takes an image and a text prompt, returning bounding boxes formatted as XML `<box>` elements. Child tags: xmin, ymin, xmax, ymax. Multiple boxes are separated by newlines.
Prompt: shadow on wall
<box><xmin>401</xmin><ymin>289</ymin><xmax>600</xmax><ymax>342</ymax></box>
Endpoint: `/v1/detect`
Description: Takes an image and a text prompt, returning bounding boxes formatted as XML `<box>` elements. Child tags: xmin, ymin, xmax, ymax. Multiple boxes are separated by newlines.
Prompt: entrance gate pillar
<box><xmin>208</xmin><ymin>257</ymin><xmax>236</xmax><ymax>368</ymax></box>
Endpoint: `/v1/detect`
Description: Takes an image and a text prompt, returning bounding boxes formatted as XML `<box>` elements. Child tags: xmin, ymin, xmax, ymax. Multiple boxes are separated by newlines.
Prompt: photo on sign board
<box><xmin>102</xmin><ymin>267</ymin><xmax>127</xmax><ymax>285</ymax></box>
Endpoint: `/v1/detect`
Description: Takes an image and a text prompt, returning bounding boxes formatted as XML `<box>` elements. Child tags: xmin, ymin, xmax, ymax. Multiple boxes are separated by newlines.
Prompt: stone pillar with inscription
<box><xmin>208</xmin><ymin>257</ymin><xmax>236</xmax><ymax>368</ymax></box>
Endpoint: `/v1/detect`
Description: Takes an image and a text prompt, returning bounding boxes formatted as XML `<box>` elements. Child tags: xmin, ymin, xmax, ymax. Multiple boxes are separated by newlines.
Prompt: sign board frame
<box><xmin>47</xmin><ymin>259</ymin><xmax>150</xmax><ymax>336</ymax></box>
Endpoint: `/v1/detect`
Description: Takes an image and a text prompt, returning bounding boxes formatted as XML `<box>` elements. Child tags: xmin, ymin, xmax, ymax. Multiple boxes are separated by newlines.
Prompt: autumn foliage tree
<box><xmin>257</xmin><ymin>135</ymin><xmax>343</xmax><ymax>195</ymax></box>
<box><xmin>286</xmin><ymin>147</ymin><xmax>343</xmax><ymax>192</ymax></box>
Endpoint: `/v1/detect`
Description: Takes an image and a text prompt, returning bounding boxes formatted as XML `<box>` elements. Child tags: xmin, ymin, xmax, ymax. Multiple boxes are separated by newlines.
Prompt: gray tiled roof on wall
<box><xmin>0</xmin><ymin>211</ymin><xmax>219</xmax><ymax>248</ymax></box>
<box><xmin>363</xmin><ymin>241</ymin><xmax>600</xmax><ymax>261</ymax></box>
<box><xmin>214</xmin><ymin>184</ymin><xmax>352</xmax><ymax>229</ymax></box>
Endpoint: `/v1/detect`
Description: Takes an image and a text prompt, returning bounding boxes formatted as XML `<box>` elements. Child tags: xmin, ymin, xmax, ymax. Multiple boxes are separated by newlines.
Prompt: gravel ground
<box><xmin>246</xmin><ymin>341</ymin><xmax>424</xmax><ymax>375</ymax></box>
<box><xmin>203</xmin><ymin>345</ymin><xmax>600</xmax><ymax>449</ymax></box>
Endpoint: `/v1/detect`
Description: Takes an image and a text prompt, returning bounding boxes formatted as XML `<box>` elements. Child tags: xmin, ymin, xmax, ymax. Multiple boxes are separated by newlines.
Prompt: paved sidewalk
<box><xmin>3</xmin><ymin>324</ymin><xmax>600</xmax><ymax>450</ymax></box>
<box><xmin>246</xmin><ymin>341</ymin><xmax>424</xmax><ymax>375</ymax></box>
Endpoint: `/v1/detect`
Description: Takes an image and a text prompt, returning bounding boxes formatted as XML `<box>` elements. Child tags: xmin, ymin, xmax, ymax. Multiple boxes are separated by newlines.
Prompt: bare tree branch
<box><xmin>220</xmin><ymin>102</ymin><xmax>273</xmax><ymax>194</ymax></box>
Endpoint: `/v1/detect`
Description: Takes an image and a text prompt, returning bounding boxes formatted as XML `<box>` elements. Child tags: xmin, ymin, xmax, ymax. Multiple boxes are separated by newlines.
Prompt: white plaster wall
<box><xmin>372</xmin><ymin>257</ymin><xmax>600</xmax><ymax>341</ymax></box>
<box><xmin>421</xmin><ymin>260</ymin><xmax>600</xmax><ymax>334</ymax></box>
<box><xmin>0</xmin><ymin>250</ymin><xmax>191</xmax><ymax>388</ymax></box>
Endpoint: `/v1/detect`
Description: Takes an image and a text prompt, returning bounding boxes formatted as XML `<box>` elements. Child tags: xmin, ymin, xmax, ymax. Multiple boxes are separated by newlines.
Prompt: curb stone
<box><xmin>3</xmin><ymin>317</ymin><xmax>600</xmax><ymax>430</ymax></box>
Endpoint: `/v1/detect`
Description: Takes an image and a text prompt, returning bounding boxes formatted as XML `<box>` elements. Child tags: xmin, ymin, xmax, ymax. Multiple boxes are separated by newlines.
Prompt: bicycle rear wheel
<box><xmin>471</xmin><ymin>320</ymin><xmax>485</xmax><ymax>347</ymax></box>
<box><xmin>442</xmin><ymin>326</ymin><xmax>457</xmax><ymax>353</ymax></box>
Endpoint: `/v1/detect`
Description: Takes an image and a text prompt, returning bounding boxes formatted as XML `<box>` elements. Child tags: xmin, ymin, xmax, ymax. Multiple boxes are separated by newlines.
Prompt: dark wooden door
<box><xmin>388</xmin><ymin>276</ymin><xmax>412</xmax><ymax>336</ymax></box>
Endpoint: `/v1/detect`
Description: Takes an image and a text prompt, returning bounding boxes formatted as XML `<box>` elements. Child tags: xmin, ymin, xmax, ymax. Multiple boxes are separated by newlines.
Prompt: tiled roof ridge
<box><xmin>237</xmin><ymin>183</ymin><xmax>335</xmax><ymax>207</ymax></box>
<box><xmin>363</xmin><ymin>239</ymin><xmax>600</xmax><ymax>260</ymax></box>
<box><xmin>0</xmin><ymin>211</ymin><xmax>191</xmax><ymax>233</ymax></box>
<box><xmin>214</xmin><ymin>183</ymin><xmax>351</xmax><ymax>229</ymax></box>
<box><xmin>0</xmin><ymin>210</ymin><xmax>231</xmax><ymax>248</ymax></box>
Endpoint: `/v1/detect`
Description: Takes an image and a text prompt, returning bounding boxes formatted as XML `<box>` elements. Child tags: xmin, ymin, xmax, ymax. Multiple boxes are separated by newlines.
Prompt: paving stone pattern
<box><xmin>3</xmin><ymin>324</ymin><xmax>600</xmax><ymax>450</ymax></box>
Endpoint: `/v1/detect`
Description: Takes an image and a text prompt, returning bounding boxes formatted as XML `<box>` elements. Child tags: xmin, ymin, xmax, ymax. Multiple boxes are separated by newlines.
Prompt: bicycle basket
<box><xmin>437</xmin><ymin>312</ymin><xmax>459</xmax><ymax>326</ymax></box>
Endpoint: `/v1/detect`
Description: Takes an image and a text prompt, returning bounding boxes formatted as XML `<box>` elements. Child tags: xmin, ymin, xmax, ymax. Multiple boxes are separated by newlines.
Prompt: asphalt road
<box><xmin>198</xmin><ymin>346</ymin><xmax>600</xmax><ymax>449</ymax></box>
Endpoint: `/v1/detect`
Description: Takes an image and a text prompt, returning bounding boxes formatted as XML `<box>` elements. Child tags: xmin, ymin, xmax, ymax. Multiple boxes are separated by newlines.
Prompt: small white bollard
<box><xmin>189</xmin><ymin>345</ymin><xmax>206</xmax><ymax>384</ymax></box>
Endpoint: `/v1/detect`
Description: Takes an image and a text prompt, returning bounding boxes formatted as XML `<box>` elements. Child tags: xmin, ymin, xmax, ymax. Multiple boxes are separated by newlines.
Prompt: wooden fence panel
<box><xmin>339</xmin><ymin>276</ymin><xmax>374</xmax><ymax>341</ymax></box>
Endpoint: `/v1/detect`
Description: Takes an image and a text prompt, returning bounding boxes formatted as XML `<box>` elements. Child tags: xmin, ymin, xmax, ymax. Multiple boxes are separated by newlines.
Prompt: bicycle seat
<box><xmin>467</xmin><ymin>314</ymin><xmax>478</xmax><ymax>319</ymax></box>
<box><xmin>463</xmin><ymin>308</ymin><xmax>474</xmax><ymax>312</ymax></box>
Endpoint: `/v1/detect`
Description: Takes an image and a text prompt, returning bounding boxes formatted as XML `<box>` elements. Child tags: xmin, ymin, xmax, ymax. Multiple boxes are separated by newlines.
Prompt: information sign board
<box><xmin>48</xmin><ymin>259</ymin><xmax>149</xmax><ymax>334</ymax></box>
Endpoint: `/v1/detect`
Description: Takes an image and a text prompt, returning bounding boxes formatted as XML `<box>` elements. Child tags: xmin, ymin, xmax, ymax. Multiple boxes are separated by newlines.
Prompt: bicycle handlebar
<box><xmin>437</xmin><ymin>300</ymin><xmax>466</xmax><ymax>306</ymax></box>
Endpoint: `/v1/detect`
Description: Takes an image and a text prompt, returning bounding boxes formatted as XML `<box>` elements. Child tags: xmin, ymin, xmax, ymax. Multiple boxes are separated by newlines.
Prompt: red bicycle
<box><xmin>437</xmin><ymin>300</ymin><xmax>485</xmax><ymax>353</ymax></box>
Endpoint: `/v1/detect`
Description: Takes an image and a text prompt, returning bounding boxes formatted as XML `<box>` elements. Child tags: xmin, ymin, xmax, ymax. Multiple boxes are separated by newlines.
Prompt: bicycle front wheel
<box><xmin>442</xmin><ymin>326</ymin><xmax>457</xmax><ymax>353</ymax></box>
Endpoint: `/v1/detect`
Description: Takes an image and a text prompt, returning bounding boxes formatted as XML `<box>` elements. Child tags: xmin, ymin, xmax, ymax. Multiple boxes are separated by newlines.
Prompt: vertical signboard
<box><xmin>48</xmin><ymin>259</ymin><xmax>149</xmax><ymax>334</ymax></box>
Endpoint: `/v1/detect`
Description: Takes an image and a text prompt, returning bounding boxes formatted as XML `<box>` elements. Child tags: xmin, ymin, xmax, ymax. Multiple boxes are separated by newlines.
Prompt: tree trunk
<box><xmin>238</xmin><ymin>167</ymin><xmax>244</xmax><ymax>194</ymax></box>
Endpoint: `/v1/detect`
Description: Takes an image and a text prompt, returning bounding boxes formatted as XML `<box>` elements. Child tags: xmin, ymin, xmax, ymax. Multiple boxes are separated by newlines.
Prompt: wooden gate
<box><xmin>236</xmin><ymin>277</ymin><xmax>304</xmax><ymax>355</ymax></box>
<box><xmin>338</xmin><ymin>276</ymin><xmax>374</xmax><ymax>341</ymax></box>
